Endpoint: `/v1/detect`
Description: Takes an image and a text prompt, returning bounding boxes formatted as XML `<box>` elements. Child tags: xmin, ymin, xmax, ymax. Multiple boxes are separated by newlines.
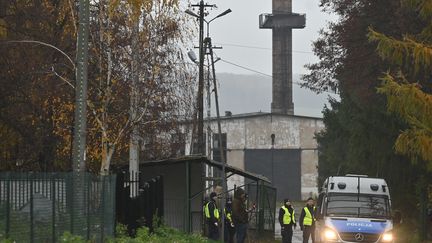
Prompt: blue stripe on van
<box><xmin>331</xmin><ymin>219</ymin><xmax>388</xmax><ymax>234</ymax></box>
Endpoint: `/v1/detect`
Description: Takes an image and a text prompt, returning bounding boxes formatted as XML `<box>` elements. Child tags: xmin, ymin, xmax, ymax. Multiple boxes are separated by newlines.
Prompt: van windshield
<box><xmin>326</xmin><ymin>194</ymin><xmax>391</xmax><ymax>219</ymax></box>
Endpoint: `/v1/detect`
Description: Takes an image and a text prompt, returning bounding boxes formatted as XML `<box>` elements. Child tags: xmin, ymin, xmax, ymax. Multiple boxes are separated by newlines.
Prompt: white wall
<box><xmin>184</xmin><ymin>113</ymin><xmax>324</xmax><ymax>200</ymax></box>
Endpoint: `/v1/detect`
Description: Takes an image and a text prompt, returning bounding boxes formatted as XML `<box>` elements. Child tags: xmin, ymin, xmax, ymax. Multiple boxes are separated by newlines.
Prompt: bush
<box><xmin>108</xmin><ymin>223</ymin><xmax>216</xmax><ymax>243</ymax></box>
<box><xmin>59</xmin><ymin>232</ymin><xmax>86</xmax><ymax>243</ymax></box>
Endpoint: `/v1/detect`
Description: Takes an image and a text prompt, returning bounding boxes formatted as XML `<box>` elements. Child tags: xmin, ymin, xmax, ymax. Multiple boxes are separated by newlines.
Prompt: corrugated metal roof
<box><xmin>139</xmin><ymin>155</ymin><xmax>271</xmax><ymax>183</ymax></box>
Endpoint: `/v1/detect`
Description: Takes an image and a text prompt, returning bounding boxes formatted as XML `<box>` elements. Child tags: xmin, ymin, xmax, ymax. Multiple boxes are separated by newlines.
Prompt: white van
<box><xmin>316</xmin><ymin>175</ymin><xmax>394</xmax><ymax>243</ymax></box>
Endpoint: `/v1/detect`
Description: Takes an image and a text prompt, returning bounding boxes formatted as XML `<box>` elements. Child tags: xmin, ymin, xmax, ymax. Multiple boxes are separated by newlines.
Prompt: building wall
<box><xmin>202</xmin><ymin>114</ymin><xmax>324</xmax><ymax>200</ymax></box>
<box><xmin>139</xmin><ymin>163</ymin><xmax>204</xmax><ymax>232</ymax></box>
<box><xmin>301</xmin><ymin>150</ymin><xmax>319</xmax><ymax>199</ymax></box>
<box><xmin>226</xmin><ymin>150</ymin><xmax>244</xmax><ymax>193</ymax></box>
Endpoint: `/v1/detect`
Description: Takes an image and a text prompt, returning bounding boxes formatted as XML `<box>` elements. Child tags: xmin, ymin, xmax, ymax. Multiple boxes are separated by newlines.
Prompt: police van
<box><xmin>316</xmin><ymin>175</ymin><xmax>394</xmax><ymax>243</ymax></box>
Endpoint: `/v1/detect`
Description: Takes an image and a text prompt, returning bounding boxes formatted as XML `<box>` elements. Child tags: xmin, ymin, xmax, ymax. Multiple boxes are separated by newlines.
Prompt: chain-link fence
<box><xmin>0</xmin><ymin>172</ymin><xmax>116</xmax><ymax>242</ymax></box>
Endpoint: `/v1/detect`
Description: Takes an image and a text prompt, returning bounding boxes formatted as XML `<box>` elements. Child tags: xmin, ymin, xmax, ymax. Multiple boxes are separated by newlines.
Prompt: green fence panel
<box><xmin>0</xmin><ymin>172</ymin><xmax>116</xmax><ymax>243</ymax></box>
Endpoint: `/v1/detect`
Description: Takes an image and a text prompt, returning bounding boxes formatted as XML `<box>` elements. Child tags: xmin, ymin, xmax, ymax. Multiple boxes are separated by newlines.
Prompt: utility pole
<box><xmin>72</xmin><ymin>0</ymin><xmax>90</xmax><ymax>172</ymax></box>
<box><xmin>129</xmin><ymin>4</ymin><xmax>140</xmax><ymax>197</ymax></box>
<box><xmin>186</xmin><ymin>4</ymin><xmax>231</xmax><ymax>239</ymax></box>
<box><xmin>71</xmin><ymin>0</ymin><xmax>89</xmax><ymax>237</ymax></box>
<box><xmin>207</xmin><ymin>36</ymin><xmax>227</xmax><ymax>241</ymax></box>
<box><xmin>190</xmin><ymin>0</ymin><xmax>214</xmax><ymax>156</ymax></box>
<box><xmin>206</xmin><ymin>54</ymin><xmax>213</xmax><ymax>184</ymax></box>
<box><xmin>198</xmin><ymin>1</ymin><xmax>205</xmax><ymax>156</ymax></box>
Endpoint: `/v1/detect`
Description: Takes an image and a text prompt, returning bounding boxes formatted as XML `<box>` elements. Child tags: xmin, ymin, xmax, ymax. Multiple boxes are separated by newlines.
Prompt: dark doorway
<box><xmin>244</xmin><ymin>149</ymin><xmax>301</xmax><ymax>201</ymax></box>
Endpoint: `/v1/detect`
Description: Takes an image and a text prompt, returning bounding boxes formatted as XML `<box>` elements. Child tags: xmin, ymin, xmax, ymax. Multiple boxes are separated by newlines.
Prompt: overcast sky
<box><xmin>181</xmin><ymin>0</ymin><xmax>338</xmax><ymax>117</ymax></box>
<box><xmin>199</xmin><ymin>0</ymin><xmax>336</xmax><ymax>76</ymax></box>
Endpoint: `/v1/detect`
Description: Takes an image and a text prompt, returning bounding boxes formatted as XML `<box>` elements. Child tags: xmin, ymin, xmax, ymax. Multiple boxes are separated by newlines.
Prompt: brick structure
<box><xmin>260</xmin><ymin>0</ymin><xmax>306</xmax><ymax>115</ymax></box>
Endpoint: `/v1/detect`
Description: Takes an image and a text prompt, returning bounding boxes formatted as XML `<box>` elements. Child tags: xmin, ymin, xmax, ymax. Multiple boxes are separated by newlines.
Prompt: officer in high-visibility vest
<box><xmin>279</xmin><ymin>198</ymin><xmax>297</xmax><ymax>243</ymax></box>
<box><xmin>224</xmin><ymin>197</ymin><xmax>235</xmax><ymax>243</ymax></box>
<box><xmin>204</xmin><ymin>192</ymin><xmax>220</xmax><ymax>240</ymax></box>
<box><xmin>299</xmin><ymin>197</ymin><xmax>316</xmax><ymax>243</ymax></box>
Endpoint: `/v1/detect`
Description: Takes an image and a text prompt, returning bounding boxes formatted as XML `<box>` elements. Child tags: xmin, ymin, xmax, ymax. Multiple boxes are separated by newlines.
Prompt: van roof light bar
<box><xmin>345</xmin><ymin>174</ymin><xmax>368</xmax><ymax>177</ymax></box>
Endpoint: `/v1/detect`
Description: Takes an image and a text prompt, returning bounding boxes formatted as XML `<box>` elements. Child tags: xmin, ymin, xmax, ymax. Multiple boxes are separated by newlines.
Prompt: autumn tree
<box><xmin>0</xmin><ymin>0</ymin><xmax>196</xmax><ymax>173</ymax></box>
<box><xmin>85</xmin><ymin>0</ymin><xmax>196</xmax><ymax>173</ymax></box>
<box><xmin>0</xmin><ymin>0</ymin><xmax>76</xmax><ymax>171</ymax></box>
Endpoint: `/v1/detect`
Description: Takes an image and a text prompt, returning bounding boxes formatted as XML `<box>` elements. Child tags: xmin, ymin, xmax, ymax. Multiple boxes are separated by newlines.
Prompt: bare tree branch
<box><xmin>2</xmin><ymin>40</ymin><xmax>75</xmax><ymax>69</ymax></box>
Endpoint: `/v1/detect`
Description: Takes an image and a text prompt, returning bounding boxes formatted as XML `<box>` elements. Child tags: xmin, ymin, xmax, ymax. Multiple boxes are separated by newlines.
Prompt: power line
<box><xmin>217</xmin><ymin>43</ymin><xmax>271</xmax><ymax>50</ymax></box>
<box><xmin>210</xmin><ymin>42</ymin><xmax>314</xmax><ymax>54</ymax></box>
<box><xmin>219</xmin><ymin>59</ymin><xmax>273</xmax><ymax>78</ymax></box>
<box><xmin>220</xmin><ymin>58</ymin><xmax>306</xmax><ymax>85</ymax></box>
<box><xmin>218</xmin><ymin>58</ymin><xmax>339</xmax><ymax>95</ymax></box>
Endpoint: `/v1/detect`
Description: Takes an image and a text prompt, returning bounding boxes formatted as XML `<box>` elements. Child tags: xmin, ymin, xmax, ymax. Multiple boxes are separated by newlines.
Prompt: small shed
<box><xmin>139</xmin><ymin>156</ymin><xmax>276</xmax><ymax>239</ymax></box>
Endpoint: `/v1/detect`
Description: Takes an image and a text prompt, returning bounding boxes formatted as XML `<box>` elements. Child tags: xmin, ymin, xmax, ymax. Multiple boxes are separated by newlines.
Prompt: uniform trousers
<box><xmin>302</xmin><ymin>225</ymin><xmax>315</xmax><ymax>243</ymax></box>
<box><xmin>281</xmin><ymin>224</ymin><xmax>294</xmax><ymax>243</ymax></box>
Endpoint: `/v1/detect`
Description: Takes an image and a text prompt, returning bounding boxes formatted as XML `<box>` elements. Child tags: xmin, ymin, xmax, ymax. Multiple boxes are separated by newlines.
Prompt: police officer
<box><xmin>204</xmin><ymin>192</ymin><xmax>220</xmax><ymax>240</ymax></box>
<box><xmin>279</xmin><ymin>198</ymin><xmax>296</xmax><ymax>243</ymax></box>
<box><xmin>224</xmin><ymin>198</ymin><xmax>235</xmax><ymax>243</ymax></box>
<box><xmin>299</xmin><ymin>197</ymin><xmax>316</xmax><ymax>243</ymax></box>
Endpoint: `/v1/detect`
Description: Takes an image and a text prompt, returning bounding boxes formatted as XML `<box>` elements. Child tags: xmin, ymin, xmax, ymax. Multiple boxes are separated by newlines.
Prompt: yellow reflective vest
<box><xmin>281</xmin><ymin>206</ymin><xmax>296</xmax><ymax>225</ymax></box>
<box><xmin>303</xmin><ymin>206</ymin><xmax>315</xmax><ymax>226</ymax></box>
<box><xmin>224</xmin><ymin>208</ymin><xmax>232</xmax><ymax>222</ymax></box>
<box><xmin>204</xmin><ymin>201</ymin><xmax>220</xmax><ymax>220</ymax></box>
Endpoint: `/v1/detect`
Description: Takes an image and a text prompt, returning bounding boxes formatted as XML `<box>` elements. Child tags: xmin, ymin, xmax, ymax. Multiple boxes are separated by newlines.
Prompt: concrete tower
<box><xmin>260</xmin><ymin>0</ymin><xmax>305</xmax><ymax>114</ymax></box>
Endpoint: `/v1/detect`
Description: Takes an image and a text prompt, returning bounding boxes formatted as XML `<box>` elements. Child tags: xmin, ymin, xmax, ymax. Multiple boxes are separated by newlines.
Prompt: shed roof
<box><xmin>139</xmin><ymin>155</ymin><xmax>271</xmax><ymax>183</ymax></box>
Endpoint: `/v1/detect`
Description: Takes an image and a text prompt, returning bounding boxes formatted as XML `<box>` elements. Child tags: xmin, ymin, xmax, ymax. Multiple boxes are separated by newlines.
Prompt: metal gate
<box><xmin>116</xmin><ymin>172</ymin><xmax>163</xmax><ymax>235</ymax></box>
<box><xmin>246</xmin><ymin>181</ymin><xmax>277</xmax><ymax>239</ymax></box>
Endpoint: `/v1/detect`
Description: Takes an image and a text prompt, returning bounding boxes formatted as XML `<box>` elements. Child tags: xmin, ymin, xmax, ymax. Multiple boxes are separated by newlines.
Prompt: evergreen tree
<box><xmin>368</xmin><ymin>2</ymin><xmax>432</xmax><ymax>238</ymax></box>
<box><xmin>304</xmin><ymin>0</ymin><xmax>429</xmax><ymax>230</ymax></box>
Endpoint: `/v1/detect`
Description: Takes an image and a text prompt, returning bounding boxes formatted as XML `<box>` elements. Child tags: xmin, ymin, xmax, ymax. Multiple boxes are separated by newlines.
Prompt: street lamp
<box><xmin>205</xmin><ymin>9</ymin><xmax>232</xmax><ymax>37</ymax></box>
<box><xmin>187</xmin><ymin>50</ymin><xmax>198</xmax><ymax>64</ymax></box>
<box><xmin>185</xmin><ymin>9</ymin><xmax>200</xmax><ymax>18</ymax></box>
<box><xmin>210</xmin><ymin>9</ymin><xmax>232</xmax><ymax>22</ymax></box>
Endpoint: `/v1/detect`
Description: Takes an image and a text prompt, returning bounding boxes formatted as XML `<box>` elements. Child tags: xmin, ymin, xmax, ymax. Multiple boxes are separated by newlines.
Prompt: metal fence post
<box><xmin>185</xmin><ymin>161</ymin><xmax>191</xmax><ymax>233</ymax></box>
<box><xmin>6</xmin><ymin>173</ymin><xmax>10</xmax><ymax>239</ymax></box>
<box><xmin>70</xmin><ymin>173</ymin><xmax>74</xmax><ymax>234</ymax></box>
<box><xmin>30</xmin><ymin>174</ymin><xmax>34</xmax><ymax>243</ymax></box>
<box><xmin>86</xmin><ymin>174</ymin><xmax>90</xmax><ymax>240</ymax></box>
<box><xmin>258</xmin><ymin>181</ymin><xmax>264</xmax><ymax>235</ymax></box>
<box><xmin>112</xmin><ymin>175</ymin><xmax>117</xmax><ymax>237</ymax></box>
<box><xmin>52</xmin><ymin>174</ymin><xmax>56</xmax><ymax>243</ymax></box>
<box><xmin>157</xmin><ymin>176</ymin><xmax>164</xmax><ymax>220</ymax></box>
<box><xmin>419</xmin><ymin>176</ymin><xmax>427</xmax><ymax>241</ymax></box>
<box><xmin>101</xmin><ymin>175</ymin><xmax>106</xmax><ymax>241</ymax></box>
